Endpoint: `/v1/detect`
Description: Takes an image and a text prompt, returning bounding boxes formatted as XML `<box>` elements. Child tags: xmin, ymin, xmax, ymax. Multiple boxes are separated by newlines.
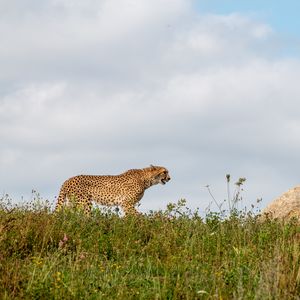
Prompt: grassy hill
<box><xmin>1</xmin><ymin>197</ymin><xmax>300</xmax><ymax>299</ymax></box>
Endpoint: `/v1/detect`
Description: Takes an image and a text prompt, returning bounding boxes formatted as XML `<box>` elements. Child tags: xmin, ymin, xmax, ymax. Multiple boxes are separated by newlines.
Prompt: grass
<box><xmin>1</xmin><ymin>194</ymin><xmax>300</xmax><ymax>299</ymax></box>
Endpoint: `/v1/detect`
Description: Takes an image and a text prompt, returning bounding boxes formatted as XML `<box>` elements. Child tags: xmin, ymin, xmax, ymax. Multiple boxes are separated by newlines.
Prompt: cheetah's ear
<box><xmin>150</xmin><ymin>164</ymin><xmax>156</xmax><ymax>170</ymax></box>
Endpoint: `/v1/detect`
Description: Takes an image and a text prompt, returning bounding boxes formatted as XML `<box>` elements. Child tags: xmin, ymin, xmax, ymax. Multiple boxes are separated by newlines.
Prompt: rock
<box><xmin>261</xmin><ymin>186</ymin><xmax>300</xmax><ymax>221</ymax></box>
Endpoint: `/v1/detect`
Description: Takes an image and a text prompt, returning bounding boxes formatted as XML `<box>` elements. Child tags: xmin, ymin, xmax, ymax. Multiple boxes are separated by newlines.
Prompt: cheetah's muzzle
<box><xmin>161</xmin><ymin>176</ymin><xmax>171</xmax><ymax>185</ymax></box>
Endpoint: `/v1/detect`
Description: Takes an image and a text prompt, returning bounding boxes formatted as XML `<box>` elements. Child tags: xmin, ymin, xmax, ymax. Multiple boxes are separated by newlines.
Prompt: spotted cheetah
<box><xmin>55</xmin><ymin>165</ymin><xmax>170</xmax><ymax>215</ymax></box>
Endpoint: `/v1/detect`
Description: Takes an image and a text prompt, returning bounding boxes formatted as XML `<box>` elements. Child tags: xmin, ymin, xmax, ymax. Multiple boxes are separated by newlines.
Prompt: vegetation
<box><xmin>1</xmin><ymin>185</ymin><xmax>300</xmax><ymax>299</ymax></box>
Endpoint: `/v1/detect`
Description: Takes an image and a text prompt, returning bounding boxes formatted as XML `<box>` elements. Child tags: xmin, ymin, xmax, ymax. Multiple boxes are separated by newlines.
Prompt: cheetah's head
<box><xmin>148</xmin><ymin>165</ymin><xmax>171</xmax><ymax>185</ymax></box>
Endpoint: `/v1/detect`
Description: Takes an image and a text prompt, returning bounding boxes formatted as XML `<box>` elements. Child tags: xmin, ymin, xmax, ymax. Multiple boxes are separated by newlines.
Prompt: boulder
<box><xmin>261</xmin><ymin>186</ymin><xmax>300</xmax><ymax>221</ymax></box>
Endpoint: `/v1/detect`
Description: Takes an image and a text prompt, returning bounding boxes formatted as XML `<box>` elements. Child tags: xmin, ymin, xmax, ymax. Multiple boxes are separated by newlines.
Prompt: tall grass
<box><xmin>1</xmin><ymin>193</ymin><xmax>300</xmax><ymax>299</ymax></box>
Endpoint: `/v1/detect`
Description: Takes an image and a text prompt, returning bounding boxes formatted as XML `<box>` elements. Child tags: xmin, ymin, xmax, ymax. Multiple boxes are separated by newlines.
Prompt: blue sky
<box><xmin>196</xmin><ymin>0</ymin><xmax>300</xmax><ymax>37</ymax></box>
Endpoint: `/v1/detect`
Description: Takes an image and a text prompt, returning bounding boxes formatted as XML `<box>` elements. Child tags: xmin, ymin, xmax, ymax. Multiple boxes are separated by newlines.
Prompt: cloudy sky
<box><xmin>1</xmin><ymin>0</ymin><xmax>300</xmax><ymax>214</ymax></box>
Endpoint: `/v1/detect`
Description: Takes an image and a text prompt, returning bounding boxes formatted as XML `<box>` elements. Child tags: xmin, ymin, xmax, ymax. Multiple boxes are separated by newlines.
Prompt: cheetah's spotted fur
<box><xmin>55</xmin><ymin>165</ymin><xmax>170</xmax><ymax>215</ymax></box>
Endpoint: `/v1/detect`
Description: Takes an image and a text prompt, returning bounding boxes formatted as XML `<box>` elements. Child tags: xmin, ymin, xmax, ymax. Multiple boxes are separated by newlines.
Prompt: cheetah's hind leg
<box><xmin>54</xmin><ymin>189</ymin><xmax>67</xmax><ymax>212</ymax></box>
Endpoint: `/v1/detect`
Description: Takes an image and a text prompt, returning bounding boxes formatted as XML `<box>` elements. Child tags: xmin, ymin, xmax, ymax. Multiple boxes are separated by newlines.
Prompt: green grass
<box><xmin>1</xmin><ymin>198</ymin><xmax>300</xmax><ymax>299</ymax></box>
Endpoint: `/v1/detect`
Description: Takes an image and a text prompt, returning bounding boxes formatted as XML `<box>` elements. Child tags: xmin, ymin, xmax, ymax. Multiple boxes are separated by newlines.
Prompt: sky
<box><xmin>1</xmin><ymin>0</ymin><xmax>300</xmax><ymax>214</ymax></box>
<box><xmin>197</xmin><ymin>1</ymin><xmax>300</xmax><ymax>35</ymax></box>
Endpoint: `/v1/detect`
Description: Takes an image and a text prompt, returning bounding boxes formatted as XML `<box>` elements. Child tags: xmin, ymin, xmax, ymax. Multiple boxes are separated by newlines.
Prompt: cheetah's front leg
<box><xmin>77</xmin><ymin>194</ymin><xmax>92</xmax><ymax>216</ymax></box>
<box><xmin>121</xmin><ymin>204</ymin><xmax>142</xmax><ymax>217</ymax></box>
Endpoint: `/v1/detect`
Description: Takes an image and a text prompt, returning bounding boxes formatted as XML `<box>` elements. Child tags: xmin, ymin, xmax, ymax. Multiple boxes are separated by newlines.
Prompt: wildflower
<box><xmin>32</xmin><ymin>256</ymin><xmax>43</xmax><ymax>266</ymax></box>
<box><xmin>79</xmin><ymin>252</ymin><xmax>86</xmax><ymax>260</ymax></box>
<box><xmin>59</xmin><ymin>233</ymin><xmax>69</xmax><ymax>248</ymax></box>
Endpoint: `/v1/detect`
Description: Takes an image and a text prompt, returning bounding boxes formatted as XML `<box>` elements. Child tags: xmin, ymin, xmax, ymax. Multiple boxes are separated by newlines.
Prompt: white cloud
<box><xmin>0</xmin><ymin>0</ymin><xmax>299</xmax><ymax>213</ymax></box>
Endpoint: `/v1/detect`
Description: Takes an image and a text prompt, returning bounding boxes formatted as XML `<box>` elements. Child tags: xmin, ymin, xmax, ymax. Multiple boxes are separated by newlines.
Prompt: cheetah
<box><xmin>55</xmin><ymin>165</ymin><xmax>170</xmax><ymax>215</ymax></box>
